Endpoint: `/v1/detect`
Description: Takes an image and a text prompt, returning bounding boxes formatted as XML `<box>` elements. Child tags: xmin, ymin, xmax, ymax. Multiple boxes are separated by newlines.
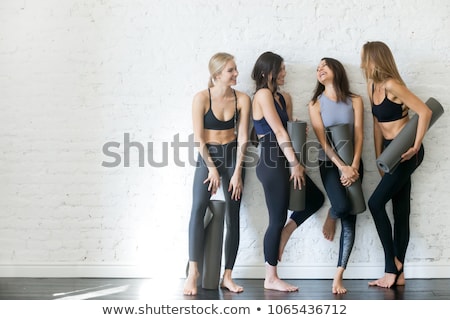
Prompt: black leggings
<box><xmin>188</xmin><ymin>141</ymin><xmax>244</xmax><ymax>270</ymax></box>
<box><xmin>368</xmin><ymin>141</ymin><xmax>424</xmax><ymax>274</ymax></box>
<box><xmin>319</xmin><ymin>160</ymin><xmax>364</xmax><ymax>268</ymax></box>
<box><xmin>256</xmin><ymin>133</ymin><xmax>324</xmax><ymax>266</ymax></box>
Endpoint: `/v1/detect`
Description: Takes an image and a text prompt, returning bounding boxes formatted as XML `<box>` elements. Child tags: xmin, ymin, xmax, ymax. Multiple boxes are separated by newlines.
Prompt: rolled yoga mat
<box><xmin>287</xmin><ymin>120</ymin><xmax>307</xmax><ymax>211</ymax></box>
<box><xmin>185</xmin><ymin>199</ymin><xmax>225</xmax><ymax>289</ymax></box>
<box><xmin>202</xmin><ymin>199</ymin><xmax>226</xmax><ymax>290</ymax></box>
<box><xmin>326</xmin><ymin>123</ymin><xmax>366</xmax><ymax>215</ymax></box>
<box><xmin>376</xmin><ymin>97</ymin><xmax>445</xmax><ymax>173</ymax></box>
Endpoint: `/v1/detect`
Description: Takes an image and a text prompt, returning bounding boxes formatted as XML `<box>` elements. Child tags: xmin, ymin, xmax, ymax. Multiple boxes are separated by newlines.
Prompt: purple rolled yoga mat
<box><xmin>326</xmin><ymin>123</ymin><xmax>366</xmax><ymax>215</ymax></box>
<box><xmin>376</xmin><ymin>97</ymin><xmax>444</xmax><ymax>173</ymax></box>
<box><xmin>287</xmin><ymin>120</ymin><xmax>307</xmax><ymax>211</ymax></box>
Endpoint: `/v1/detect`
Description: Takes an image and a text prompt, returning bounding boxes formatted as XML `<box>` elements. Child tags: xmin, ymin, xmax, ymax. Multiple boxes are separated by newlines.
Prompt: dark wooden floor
<box><xmin>0</xmin><ymin>278</ymin><xmax>449</xmax><ymax>300</ymax></box>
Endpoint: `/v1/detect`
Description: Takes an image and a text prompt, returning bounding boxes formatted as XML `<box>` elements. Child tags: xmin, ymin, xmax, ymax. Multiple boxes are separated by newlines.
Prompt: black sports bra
<box><xmin>371</xmin><ymin>83</ymin><xmax>408</xmax><ymax>122</ymax></box>
<box><xmin>204</xmin><ymin>89</ymin><xmax>238</xmax><ymax>131</ymax></box>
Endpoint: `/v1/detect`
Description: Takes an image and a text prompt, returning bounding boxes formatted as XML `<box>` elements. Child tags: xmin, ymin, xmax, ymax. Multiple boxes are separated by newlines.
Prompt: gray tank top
<box><xmin>318</xmin><ymin>94</ymin><xmax>354</xmax><ymax>161</ymax></box>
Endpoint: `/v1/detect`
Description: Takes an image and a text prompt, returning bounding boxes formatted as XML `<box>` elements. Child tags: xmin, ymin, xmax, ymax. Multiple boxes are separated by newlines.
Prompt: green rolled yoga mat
<box><xmin>326</xmin><ymin>123</ymin><xmax>366</xmax><ymax>214</ymax></box>
<box><xmin>287</xmin><ymin>120</ymin><xmax>307</xmax><ymax>211</ymax></box>
<box><xmin>185</xmin><ymin>200</ymin><xmax>225</xmax><ymax>289</ymax></box>
<box><xmin>376</xmin><ymin>97</ymin><xmax>444</xmax><ymax>173</ymax></box>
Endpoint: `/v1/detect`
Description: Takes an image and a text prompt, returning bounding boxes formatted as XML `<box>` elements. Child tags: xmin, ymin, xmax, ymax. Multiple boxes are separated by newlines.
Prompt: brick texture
<box><xmin>0</xmin><ymin>0</ymin><xmax>449</xmax><ymax>278</ymax></box>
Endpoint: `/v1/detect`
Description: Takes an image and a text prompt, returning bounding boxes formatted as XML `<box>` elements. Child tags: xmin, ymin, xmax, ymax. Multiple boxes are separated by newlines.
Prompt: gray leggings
<box><xmin>188</xmin><ymin>141</ymin><xmax>243</xmax><ymax>270</ymax></box>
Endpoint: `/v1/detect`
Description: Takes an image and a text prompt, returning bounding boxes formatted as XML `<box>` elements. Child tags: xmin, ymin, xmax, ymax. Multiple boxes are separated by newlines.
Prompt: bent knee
<box><xmin>333</xmin><ymin>203</ymin><xmax>352</xmax><ymax>218</ymax></box>
<box><xmin>368</xmin><ymin>196</ymin><xmax>383</xmax><ymax>215</ymax></box>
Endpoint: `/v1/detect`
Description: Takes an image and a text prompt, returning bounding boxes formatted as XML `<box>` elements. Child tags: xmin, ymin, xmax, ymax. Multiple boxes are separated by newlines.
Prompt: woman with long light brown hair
<box><xmin>361</xmin><ymin>41</ymin><xmax>432</xmax><ymax>288</ymax></box>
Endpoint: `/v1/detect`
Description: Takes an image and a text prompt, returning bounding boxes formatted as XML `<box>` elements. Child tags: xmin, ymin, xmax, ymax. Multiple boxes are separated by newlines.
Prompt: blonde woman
<box><xmin>184</xmin><ymin>53</ymin><xmax>251</xmax><ymax>296</ymax></box>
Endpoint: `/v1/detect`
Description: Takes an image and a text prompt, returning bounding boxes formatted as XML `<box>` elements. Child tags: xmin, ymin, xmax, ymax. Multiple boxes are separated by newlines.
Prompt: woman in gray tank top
<box><xmin>309</xmin><ymin>58</ymin><xmax>365</xmax><ymax>294</ymax></box>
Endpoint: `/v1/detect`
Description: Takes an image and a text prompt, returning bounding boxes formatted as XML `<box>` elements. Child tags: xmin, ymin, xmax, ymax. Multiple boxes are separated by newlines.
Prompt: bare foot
<box><xmin>183</xmin><ymin>271</ymin><xmax>199</xmax><ymax>296</ymax></box>
<box><xmin>368</xmin><ymin>273</ymin><xmax>397</xmax><ymax>288</ymax></box>
<box><xmin>279</xmin><ymin>220</ymin><xmax>297</xmax><ymax>261</ymax></box>
<box><xmin>332</xmin><ymin>278</ymin><xmax>347</xmax><ymax>294</ymax></box>
<box><xmin>332</xmin><ymin>267</ymin><xmax>347</xmax><ymax>294</ymax></box>
<box><xmin>221</xmin><ymin>278</ymin><xmax>244</xmax><ymax>293</ymax></box>
<box><xmin>394</xmin><ymin>258</ymin><xmax>405</xmax><ymax>286</ymax></box>
<box><xmin>322</xmin><ymin>209</ymin><xmax>336</xmax><ymax>241</ymax></box>
<box><xmin>396</xmin><ymin>271</ymin><xmax>405</xmax><ymax>286</ymax></box>
<box><xmin>264</xmin><ymin>278</ymin><xmax>299</xmax><ymax>292</ymax></box>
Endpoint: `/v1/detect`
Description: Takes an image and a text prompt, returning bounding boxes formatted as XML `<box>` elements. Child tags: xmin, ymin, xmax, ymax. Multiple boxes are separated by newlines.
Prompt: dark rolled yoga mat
<box><xmin>202</xmin><ymin>199</ymin><xmax>226</xmax><ymax>289</ymax></box>
<box><xmin>185</xmin><ymin>199</ymin><xmax>225</xmax><ymax>289</ymax></box>
<box><xmin>287</xmin><ymin>120</ymin><xmax>307</xmax><ymax>211</ymax></box>
<box><xmin>326</xmin><ymin>123</ymin><xmax>366</xmax><ymax>215</ymax></box>
<box><xmin>376</xmin><ymin>97</ymin><xmax>445</xmax><ymax>173</ymax></box>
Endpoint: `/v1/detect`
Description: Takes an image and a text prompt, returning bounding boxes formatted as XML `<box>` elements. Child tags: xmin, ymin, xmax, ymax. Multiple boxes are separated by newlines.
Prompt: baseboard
<box><xmin>1</xmin><ymin>263</ymin><xmax>449</xmax><ymax>279</ymax></box>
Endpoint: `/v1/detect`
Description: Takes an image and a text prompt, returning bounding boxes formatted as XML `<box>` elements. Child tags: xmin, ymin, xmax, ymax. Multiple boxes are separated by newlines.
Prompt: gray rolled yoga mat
<box><xmin>202</xmin><ymin>200</ymin><xmax>225</xmax><ymax>290</ymax></box>
<box><xmin>185</xmin><ymin>200</ymin><xmax>225</xmax><ymax>289</ymax></box>
<box><xmin>326</xmin><ymin>123</ymin><xmax>366</xmax><ymax>215</ymax></box>
<box><xmin>376</xmin><ymin>97</ymin><xmax>445</xmax><ymax>173</ymax></box>
<box><xmin>287</xmin><ymin>120</ymin><xmax>307</xmax><ymax>211</ymax></box>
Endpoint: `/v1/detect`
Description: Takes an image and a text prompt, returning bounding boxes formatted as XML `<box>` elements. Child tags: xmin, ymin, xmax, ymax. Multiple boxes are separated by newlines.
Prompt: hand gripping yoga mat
<box><xmin>326</xmin><ymin>123</ymin><xmax>366</xmax><ymax>214</ymax></box>
<box><xmin>287</xmin><ymin>120</ymin><xmax>307</xmax><ymax>211</ymax></box>
<box><xmin>376</xmin><ymin>97</ymin><xmax>444</xmax><ymax>173</ymax></box>
<box><xmin>185</xmin><ymin>200</ymin><xmax>225</xmax><ymax>289</ymax></box>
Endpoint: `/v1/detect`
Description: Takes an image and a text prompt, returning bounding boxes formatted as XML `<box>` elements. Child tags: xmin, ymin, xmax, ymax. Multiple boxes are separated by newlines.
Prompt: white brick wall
<box><xmin>0</xmin><ymin>0</ymin><xmax>449</xmax><ymax>279</ymax></box>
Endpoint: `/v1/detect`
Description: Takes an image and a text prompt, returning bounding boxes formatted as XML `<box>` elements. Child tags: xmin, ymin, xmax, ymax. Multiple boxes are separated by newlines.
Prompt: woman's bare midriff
<box><xmin>204</xmin><ymin>128</ymin><xmax>236</xmax><ymax>145</ymax></box>
<box><xmin>379</xmin><ymin>117</ymin><xmax>409</xmax><ymax>140</ymax></box>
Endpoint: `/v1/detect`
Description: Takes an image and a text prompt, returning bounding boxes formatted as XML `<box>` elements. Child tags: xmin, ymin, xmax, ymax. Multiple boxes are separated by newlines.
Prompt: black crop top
<box><xmin>371</xmin><ymin>83</ymin><xmax>408</xmax><ymax>122</ymax></box>
<box><xmin>204</xmin><ymin>88</ymin><xmax>238</xmax><ymax>130</ymax></box>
